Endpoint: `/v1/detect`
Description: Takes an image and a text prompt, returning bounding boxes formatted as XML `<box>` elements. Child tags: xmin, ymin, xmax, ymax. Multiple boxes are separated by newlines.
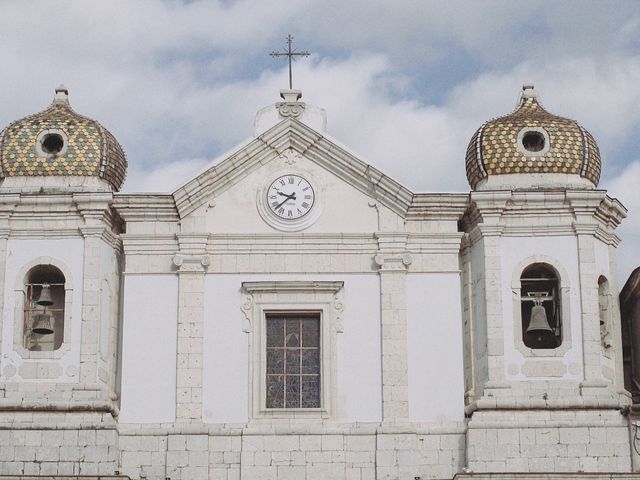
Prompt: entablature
<box><xmin>0</xmin><ymin>191</ymin><xmax>121</xmax><ymax>245</ymax></box>
<box><xmin>461</xmin><ymin>189</ymin><xmax>626</xmax><ymax>246</ymax></box>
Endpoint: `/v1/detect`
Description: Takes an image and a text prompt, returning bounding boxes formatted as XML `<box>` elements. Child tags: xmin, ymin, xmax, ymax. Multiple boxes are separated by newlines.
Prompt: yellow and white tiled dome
<box><xmin>466</xmin><ymin>85</ymin><xmax>601</xmax><ymax>190</ymax></box>
<box><xmin>0</xmin><ymin>86</ymin><xmax>127</xmax><ymax>191</ymax></box>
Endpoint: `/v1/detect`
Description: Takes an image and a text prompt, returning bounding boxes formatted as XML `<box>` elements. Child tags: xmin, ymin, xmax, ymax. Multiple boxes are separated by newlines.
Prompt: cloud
<box><xmin>0</xmin><ymin>0</ymin><xmax>639</xmax><ymax>282</ymax></box>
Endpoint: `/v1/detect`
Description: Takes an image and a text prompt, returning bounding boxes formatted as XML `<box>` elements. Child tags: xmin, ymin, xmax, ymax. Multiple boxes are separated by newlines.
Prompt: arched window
<box><xmin>521</xmin><ymin>263</ymin><xmax>561</xmax><ymax>349</ymax></box>
<box><xmin>23</xmin><ymin>265</ymin><xmax>66</xmax><ymax>351</ymax></box>
<box><xmin>598</xmin><ymin>276</ymin><xmax>612</xmax><ymax>355</ymax></box>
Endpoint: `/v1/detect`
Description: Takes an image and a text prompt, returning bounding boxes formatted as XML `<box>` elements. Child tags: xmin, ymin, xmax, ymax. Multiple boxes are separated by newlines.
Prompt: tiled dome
<box><xmin>0</xmin><ymin>86</ymin><xmax>127</xmax><ymax>191</ymax></box>
<box><xmin>466</xmin><ymin>85</ymin><xmax>601</xmax><ymax>190</ymax></box>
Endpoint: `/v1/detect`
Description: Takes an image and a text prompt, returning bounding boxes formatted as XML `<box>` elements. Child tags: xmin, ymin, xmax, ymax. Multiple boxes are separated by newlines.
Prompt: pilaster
<box><xmin>174</xmin><ymin>233</ymin><xmax>209</xmax><ymax>422</ymax></box>
<box><xmin>75</xmin><ymin>193</ymin><xmax>114</xmax><ymax>391</ymax></box>
<box><xmin>568</xmin><ymin>191</ymin><xmax>616</xmax><ymax>393</ymax></box>
<box><xmin>374</xmin><ymin>232</ymin><xmax>411</xmax><ymax>423</ymax></box>
<box><xmin>466</xmin><ymin>192</ymin><xmax>510</xmax><ymax>398</ymax></box>
<box><xmin>0</xmin><ymin>195</ymin><xmax>18</xmax><ymax>361</ymax></box>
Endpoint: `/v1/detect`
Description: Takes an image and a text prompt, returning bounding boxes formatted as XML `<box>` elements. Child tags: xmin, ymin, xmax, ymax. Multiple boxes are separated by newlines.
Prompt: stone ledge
<box><xmin>454</xmin><ymin>474</ymin><xmax>640</xmax><ymax>479</ymax></box>
<box><xmin>0</xmin><ymin>477</ymin><xmax>130</xmax><ymax>480</ymax></box>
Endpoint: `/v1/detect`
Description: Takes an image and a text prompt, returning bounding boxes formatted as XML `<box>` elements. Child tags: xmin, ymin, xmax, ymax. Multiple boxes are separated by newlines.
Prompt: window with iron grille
<box><xmin>265</xmin><ymin>313</ymin><xmax>321</xmax><ymax>409</ymax></box>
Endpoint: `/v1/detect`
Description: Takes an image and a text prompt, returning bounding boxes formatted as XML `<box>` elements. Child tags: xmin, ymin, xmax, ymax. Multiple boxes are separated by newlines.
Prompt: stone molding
<box><xmin>10</xmin><ymin>256</ymin><xmax>74</xmax><ymax>362</ymax></box>
<box><xmin>510</xmin><ymin>254</ymin><xmax>573</xmax><ymax>359</ymax></box>
<box><xmin>172</xmin><ymin>119</ymin><xmax>413</xmax><ymax>219</ymax></box>
<box><xmin>241</xmin><ymin>280</ymin><xmax>344</xmax><ymax>421</ymax></box>
<box><xmin>463</xmin><ymin>189</ymin><xmax>626</xmax><ymax>247</ymax></box>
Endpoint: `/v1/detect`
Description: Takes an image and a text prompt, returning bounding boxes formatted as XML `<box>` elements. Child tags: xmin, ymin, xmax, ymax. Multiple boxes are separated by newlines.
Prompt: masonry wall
<box><xmin>0</xmin><ymin>412</ymin><xmax>119</xmax><ymax>477</ymax></box>
<box><xmin>117</xmin><ymin>430</ymin><xmax>465</xmax><ymax>480</ymax></box>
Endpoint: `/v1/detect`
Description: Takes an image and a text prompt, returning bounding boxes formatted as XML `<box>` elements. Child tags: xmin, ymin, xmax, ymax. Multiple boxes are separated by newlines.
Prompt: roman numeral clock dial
<box><xmin>266</xmin><ymin>174</ymin><xmax>315</xmax><ymax>220</ymax></box>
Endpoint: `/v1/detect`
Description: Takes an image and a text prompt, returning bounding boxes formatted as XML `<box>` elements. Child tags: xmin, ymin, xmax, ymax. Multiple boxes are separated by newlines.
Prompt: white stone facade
<box><xmin>0</xmin><ymin>91</ymin><xmax>637</xmax><ymax>480</ymax></box>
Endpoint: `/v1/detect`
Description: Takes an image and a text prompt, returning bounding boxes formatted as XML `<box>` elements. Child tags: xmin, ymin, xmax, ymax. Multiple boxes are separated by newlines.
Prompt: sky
<box><xmin>0</xmin><ymin>0</ymin><xmax>638</xmax><ymax>284</ymax></box>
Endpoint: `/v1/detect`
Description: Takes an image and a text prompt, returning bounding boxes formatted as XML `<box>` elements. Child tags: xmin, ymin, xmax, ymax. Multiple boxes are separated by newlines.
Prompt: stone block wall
<box><xmin>0</xmin><ymin>415</ymin><xmax>633</xmax><ymax>479</ymax></box>
<box><xmin>466</xmin><ymin>409</ymin><xmax>632</xmax><ymax>474</ymax></box>
<box><xmin>0</xmin><ymin>428</ymin><xmax>118</xmax><ymax>477</ymax></box>
<box><xmin>117</xmin><ymin>431</ymin><xmax>465</xmax><ymax>480</ymax></box>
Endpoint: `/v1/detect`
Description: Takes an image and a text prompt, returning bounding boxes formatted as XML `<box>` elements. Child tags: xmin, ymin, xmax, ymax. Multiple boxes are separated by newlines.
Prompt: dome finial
<box><xmin>522</xmin><ymin>83</ymin><xmax>537</xmax><ymax>99</ymax></box>
<box><xmin>53</xmin><ymin>85</ymin><xmax>69</xmax><ymax>105</ymax></box>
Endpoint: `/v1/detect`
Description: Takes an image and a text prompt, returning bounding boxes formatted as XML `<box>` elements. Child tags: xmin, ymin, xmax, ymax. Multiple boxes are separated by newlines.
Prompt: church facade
<box><xmin>0</xmin><ymin>84</ymin><xmax>636</xmax><ymax>480</ymax></box>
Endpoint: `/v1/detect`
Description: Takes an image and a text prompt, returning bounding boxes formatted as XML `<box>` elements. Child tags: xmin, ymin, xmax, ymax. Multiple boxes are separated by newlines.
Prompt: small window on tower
<box><xmin>23</xmin><ymin>265</ymin><xmax>65</xmax><ymax>351</ymax></box>
<box><xmin>36</xmin><ymin>129</ymin><xmax>68</xmax><ymax>157</ymax></box>
<box><xmin>41</xmin><ymin>133</ymin><xmax>64</xmax><ymax>154</ymax></box>
<box><xmin>521</xmin><ymin>131</ymin><xmax>546</xmax><ymax>152</ymax></box>
<box><xmin>521</xmin><ymin>263</ymin><xmax>561</xmax><ymax>349</ymax></box>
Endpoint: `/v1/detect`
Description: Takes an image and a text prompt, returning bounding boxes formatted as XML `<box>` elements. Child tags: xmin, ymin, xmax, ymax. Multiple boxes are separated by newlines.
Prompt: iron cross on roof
<box><xmin>270</xmin><ymin>35</ymin><xmax>310</xmax><ymax>90</ymax></box>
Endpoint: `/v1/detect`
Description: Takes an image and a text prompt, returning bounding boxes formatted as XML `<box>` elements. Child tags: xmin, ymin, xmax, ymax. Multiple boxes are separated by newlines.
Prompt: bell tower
<box><xmin>0</xmin><ymin>86</ymin><xmax>127</xmax><ymax>476</ymax></box>
<box><xmin>461</xmin><ymin>85</ymin><xmax>630</xmax><ymax>472</ymax></box>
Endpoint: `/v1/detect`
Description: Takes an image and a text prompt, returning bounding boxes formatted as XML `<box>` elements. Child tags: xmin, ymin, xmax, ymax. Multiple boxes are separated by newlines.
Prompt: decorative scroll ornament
<box><xmin>240</xmin><ymin>295</ymin><xmax>253</xmax><ymax>333</ymax></box>
<box><xmin>334</xmin><ymin>292</ymin><xmax>345</xmax><ymax>333</ymax></box>
<box><xmin>277</xmin><ymin>101</ymin><xmax>306</xmax><ymax>119</ymax></box>
<box><xmin>373</xmin><ymin>253</ymin><xmax>413</xmax><ymax>271</ymax></box>
<box><xmin>279</xmin><ymin>148</ymin><xmax>302</xmax><ymax>166</ymax></box>
<box><xmin>172</xmin><ymin>254</ymin><xmax>210</xmax><ymax>273</ymax></box>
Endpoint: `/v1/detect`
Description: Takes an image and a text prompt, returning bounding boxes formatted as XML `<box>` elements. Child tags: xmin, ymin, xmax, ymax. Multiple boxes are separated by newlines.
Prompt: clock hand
<box><xmin>275</xmin><ymin>193</ymin><xmax>296</xmax><ymax>210</ymax></box>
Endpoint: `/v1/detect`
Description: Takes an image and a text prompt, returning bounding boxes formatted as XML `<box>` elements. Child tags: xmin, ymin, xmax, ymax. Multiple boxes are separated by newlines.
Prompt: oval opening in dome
<box><xmin>522</xmin><ymin>131</ymin><xmax>545</xmax><ymax>153</ymax></box>
<box><xmin>41</xmin><ymin>133</ymin><xmax>64</xmax><ymax>155</ymax></box>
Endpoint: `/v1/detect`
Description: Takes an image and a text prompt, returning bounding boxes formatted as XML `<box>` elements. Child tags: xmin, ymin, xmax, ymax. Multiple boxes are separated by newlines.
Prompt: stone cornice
<box><xmin>463</xmin><ymin>189</ymin><xmax>626</xmax><ymax>244</ymax></box>
<box><xmin>406</xmin><ymin>193</ymin><xmax>469</xmax><ymax>221</ymax></box>
<box><xmin>112</xmin><ymin>193</ymin><xmax>179</xmax><ymax>223</ymax></box>
<box><xmin>172</xmin><ymin>119</ymin><xmax>414</xmax><ymax>220</ymax></box>
<box><xmin>0</xmin><ymin>191</ymin><xmax>121</xmax><ymax>243</ymax></box>
<box><xmin>242</xmin><ymin>280</ymin><xmax>344</xmax><ymax>294</ymax></box>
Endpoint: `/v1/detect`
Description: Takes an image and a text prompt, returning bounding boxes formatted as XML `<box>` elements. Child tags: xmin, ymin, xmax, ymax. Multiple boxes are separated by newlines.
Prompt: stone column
<box><xmin>374</xmin><ymin>233</ymin><xmax>411</xmax><ymax>422</ymax></box>
<box><xmin>174</xmin><ymin>233</ymin><xmax>209</xmax><ymax>422</ymax></box>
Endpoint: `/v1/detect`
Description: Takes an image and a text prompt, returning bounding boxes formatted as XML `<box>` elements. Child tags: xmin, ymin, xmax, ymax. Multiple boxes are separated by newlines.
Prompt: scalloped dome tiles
<box><xmin>0</xmin><ymin>86</ymin><xmax>127</xmax><ymax>191</ymax></box>
<box><xmin>465</xmin><ymin>85</ymin><xmax>601</xmax><ymax>190</ymax></box>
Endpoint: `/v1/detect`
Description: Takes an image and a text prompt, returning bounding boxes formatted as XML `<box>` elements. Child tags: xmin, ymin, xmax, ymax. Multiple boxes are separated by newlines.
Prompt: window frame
<box><xmin>511</xmin><ymin>256</ymin><xmax>572</xmax><ymax>357</ymax></box>
<box><xmin>241</xmin><ymin>281</ymin><xmax>344</xmax><ymax>420</ymax></box>
<box><xmin>14</xmin><ymin>257</ymin><xmax>74</xmax><ymax>360</ymax></box>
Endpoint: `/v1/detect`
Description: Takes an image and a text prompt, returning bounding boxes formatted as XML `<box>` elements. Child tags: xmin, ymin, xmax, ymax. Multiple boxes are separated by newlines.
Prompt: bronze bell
<box><xmin>526</xmin><ymin>303</ymin><xmax>555</xmax><ymax>347</ymax></box>
<box><xmin>35</xmin><ymin>284</ymin><xmax>53</xmax><ymax>306</ymax></box>
<box><xmin>526</xmin><ymin>304</ymin><xmax>553</xmax><ymax>334</ymax></box>
<box><xmin>31</xmin><ymin>312</ymin><xmax>54</xmax><ymax>335</ymax></box>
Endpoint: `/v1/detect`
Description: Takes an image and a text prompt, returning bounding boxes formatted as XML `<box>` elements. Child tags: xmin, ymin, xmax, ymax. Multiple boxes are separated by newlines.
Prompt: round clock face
<box><xmin>266</xmin><ymin>174</ymin><xmax>315</xmax><ymax>220</ymax></box>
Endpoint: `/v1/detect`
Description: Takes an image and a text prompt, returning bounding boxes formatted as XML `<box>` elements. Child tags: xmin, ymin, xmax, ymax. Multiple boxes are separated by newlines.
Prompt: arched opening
<box><xmin>521</xmin><ymin>263</ymin><xmax>561</xmax><ymax>349</ymax></box>
<box><xmin>23</xmin><ymin>265</ymin><xmax>65</xmax><ymax>351</ymax></box>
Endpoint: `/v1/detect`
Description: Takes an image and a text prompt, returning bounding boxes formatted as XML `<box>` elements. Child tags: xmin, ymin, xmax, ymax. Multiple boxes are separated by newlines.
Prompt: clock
<box><xmin>266</xmin><ymin>174</ymin><xmax>315</xmax><ymax>220</ymax></box>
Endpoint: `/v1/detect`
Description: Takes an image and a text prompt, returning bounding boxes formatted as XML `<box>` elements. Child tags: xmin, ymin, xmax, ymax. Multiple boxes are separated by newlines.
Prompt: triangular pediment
<box><xmin>172</xmin><ymin>118</ymin><xmax>413</xmax><ymax>219</ymax></box>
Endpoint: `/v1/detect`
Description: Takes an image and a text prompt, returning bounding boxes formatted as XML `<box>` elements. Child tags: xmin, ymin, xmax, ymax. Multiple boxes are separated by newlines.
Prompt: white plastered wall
<box><xmin>500</xmin><ymin>235</ymin><xmax>584</xmax><ymax>381</ymax></box>
<box><xmin>203</xmin><ymin>273</ymin><xmax>382</xmax><ymax>424</ymax></box>
<box><xmin>1</xmin><ymin>238</ymin><xmax>84</xmax><ymax>383</ymax></box>
<box><xmin>407</xmin><ymin>272</ymin><xmax>465</xmax><ymax>423</ymax></box>
<box><xmin>119</xmin><ymin>274</ymin><xmax>178</xmax><ymax>423</ymax></box>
